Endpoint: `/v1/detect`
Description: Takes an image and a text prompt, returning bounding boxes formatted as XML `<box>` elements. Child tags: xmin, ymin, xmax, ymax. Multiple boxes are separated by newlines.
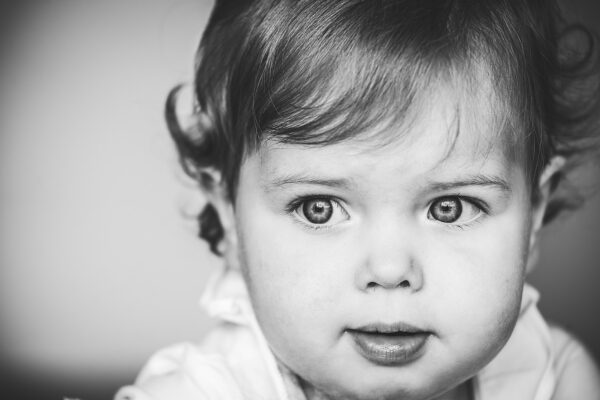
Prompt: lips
<box><xmin>347</xmin><ymin>323</ymin><xmax>430</xmax><ymax>366</ymax></box>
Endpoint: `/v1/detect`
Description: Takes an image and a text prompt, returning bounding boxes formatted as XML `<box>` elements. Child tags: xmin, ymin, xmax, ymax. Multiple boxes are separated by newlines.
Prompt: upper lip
<box><xmin>349</xmin><ymin>322</ymin><xmax>427</xmax><ymax>334</ymax></box>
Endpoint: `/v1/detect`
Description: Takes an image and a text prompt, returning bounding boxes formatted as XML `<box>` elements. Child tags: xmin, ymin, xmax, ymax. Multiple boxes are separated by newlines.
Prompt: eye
<box><xmin>427</xmin><ymin>196</ymin><xmax>482</xmax><ymax>225</ymax></box>
<box><xmin>294</xmin><ymin>197</ymin><xmax>349</xmax><ymax>227</ymax></box>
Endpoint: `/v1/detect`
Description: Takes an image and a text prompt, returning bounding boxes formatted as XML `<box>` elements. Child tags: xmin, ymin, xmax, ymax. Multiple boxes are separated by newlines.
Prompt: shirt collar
<box><xmin>199</xmin><ymin>266</ymin><xmax>254</xmax><ymax>325</ymax></box>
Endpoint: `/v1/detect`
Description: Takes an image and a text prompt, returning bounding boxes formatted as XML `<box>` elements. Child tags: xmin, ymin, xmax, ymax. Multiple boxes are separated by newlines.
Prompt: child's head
<box><xmin>167</xmin><ymin>0</ymin><xmax>600</xmax><ymax>398</ymax></box>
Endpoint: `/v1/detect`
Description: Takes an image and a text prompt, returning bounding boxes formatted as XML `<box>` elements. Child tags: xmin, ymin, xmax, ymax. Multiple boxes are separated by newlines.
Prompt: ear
<box><xmin>198</xmin><ymin>168</ymin><xmax>241</xmax><ymax>267</ymax></box>
<box><xmin>526</xmin><ymin>156</ymin><xmax>565</xmax><ymax>273</ymax></box>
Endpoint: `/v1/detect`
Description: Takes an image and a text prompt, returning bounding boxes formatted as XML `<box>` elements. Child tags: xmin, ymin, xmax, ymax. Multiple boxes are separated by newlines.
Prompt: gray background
<box><xmin>0</xmin><ymin>1</ymin><xmax>598</xmax><ymax>399</ymax></box>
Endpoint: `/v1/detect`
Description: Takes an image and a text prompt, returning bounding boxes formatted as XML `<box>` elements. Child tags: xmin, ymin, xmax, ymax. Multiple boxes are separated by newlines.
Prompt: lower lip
<box><xmin>348</xmin><ymin>330</ymin><xmax>429</xmax><ymax>366</ymax></box>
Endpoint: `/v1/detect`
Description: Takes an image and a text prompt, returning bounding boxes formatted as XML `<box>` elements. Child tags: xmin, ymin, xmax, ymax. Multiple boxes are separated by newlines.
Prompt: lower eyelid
<box><xmin>291</xmin><ymin>217</ymin><xmax>333</xmax><ymax>231</ymax></box>
<box><xmin>333</xmin><ymin>200</ymin><xmax>350</xmax><ymax>218</ymax></box>
<box><xmin>460</xmin><ymin>206</ymin><xmax>484</xmax><ymax>224</ymax></box>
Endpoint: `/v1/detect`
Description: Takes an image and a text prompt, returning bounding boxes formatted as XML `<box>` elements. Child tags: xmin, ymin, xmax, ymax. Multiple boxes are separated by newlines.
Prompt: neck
<box><xmin>432</xmin><ymin>380</ymin><xmax>473</xmax><ymax>400</ymax></box>
<box><xmin>300</xmin><ymin>379</ymin><xmax>473</xmax><ymax>400</ymax></box>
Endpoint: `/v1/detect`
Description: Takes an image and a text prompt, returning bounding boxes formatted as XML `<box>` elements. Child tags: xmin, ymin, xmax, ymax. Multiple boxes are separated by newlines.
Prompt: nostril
<box><xmin>365</xmin><ymin>280</ymin><xmax>411</xmax><ymax>290</ymax></box>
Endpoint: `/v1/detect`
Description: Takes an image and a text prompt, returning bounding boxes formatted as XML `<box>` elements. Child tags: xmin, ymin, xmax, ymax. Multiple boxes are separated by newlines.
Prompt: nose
<box><xmin>355</xmin><ymin>219</ymin><xmax>424</xmax><ymax>292</ymax></box>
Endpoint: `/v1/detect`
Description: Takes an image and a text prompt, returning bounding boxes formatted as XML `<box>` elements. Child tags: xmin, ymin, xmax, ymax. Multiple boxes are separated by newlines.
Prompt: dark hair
<box><xmin>166</xmin><ymin>0</ymin><xmax>600</xmax><ymax>254</ymax></box>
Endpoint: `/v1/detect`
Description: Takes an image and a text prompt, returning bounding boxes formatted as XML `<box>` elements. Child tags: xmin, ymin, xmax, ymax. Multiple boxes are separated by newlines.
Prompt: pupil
<box><xmin>431</xmin><ymin>197</ymin><xmax>462</xmax><ymax>223</ymax></box>
<box><xmin>303</xmin><ymin>199</ymin><xmax>333</xmax><ymax>224</ymax></box>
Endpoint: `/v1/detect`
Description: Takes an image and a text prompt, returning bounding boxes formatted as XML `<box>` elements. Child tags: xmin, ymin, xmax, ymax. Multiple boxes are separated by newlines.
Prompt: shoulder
<box><xmin>549</xmin><ymin>324</ymin><xmax>600</xmax><ymax>400</ymax></box>
<box><xmin>114</xmin><ymin>342</ymin><xmax>246</xmax><ymax>400</ymax></box>
<box><xmin>114</xmin><ymin>322</ymin><xmax>281</xmax><ymax>400</ymax></box>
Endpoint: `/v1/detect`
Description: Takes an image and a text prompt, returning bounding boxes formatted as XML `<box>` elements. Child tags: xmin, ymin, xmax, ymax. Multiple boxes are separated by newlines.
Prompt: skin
<box><xmin>210</xmin><ymin>83</ymin><xmax>556</xmax><ymax>400</ymax></box>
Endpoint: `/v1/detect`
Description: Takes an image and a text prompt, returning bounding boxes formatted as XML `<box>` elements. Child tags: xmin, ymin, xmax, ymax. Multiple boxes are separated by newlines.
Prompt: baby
<box><xmin>117</xmin><ymin>0</ymin><xmax>600</xmax><ymax>399</ymax></box>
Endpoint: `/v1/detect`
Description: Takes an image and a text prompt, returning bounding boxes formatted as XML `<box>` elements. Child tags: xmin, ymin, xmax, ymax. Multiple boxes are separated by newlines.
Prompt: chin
<box><xmin>313</xmin><ymin>376</ymin><xmax>443</xmax><ymax>400</ymax></box>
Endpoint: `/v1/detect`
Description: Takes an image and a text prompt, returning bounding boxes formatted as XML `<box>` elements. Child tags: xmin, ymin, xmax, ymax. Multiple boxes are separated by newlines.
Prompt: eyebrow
<box><xmin>262</xmin><ymin>173</ymin><xmax>356</xmax><ymax>192</ymax></box>
<box><xmin>263</xmin><ymin>172</ymin><xmax>511</xmax><ymax>193</ymax></box>
<box><xmin>425</xmin><ymin>175</ymin><xmax>512</xmax><ymax>193</ymax></box>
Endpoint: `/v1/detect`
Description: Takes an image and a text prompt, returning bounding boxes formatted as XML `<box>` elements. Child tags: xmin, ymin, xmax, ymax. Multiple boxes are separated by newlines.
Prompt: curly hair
<box><xmin>166</xmin><ymin>0</ymin><xmax>600</xmax><ymax>254</ymax></box>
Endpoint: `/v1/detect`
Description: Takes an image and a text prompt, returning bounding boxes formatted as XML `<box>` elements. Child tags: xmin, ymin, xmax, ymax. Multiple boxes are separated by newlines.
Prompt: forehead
<box><xmin>256</xmin><ymin>75</ymin><xmax>518</xmax><ymax>184</ymax></box>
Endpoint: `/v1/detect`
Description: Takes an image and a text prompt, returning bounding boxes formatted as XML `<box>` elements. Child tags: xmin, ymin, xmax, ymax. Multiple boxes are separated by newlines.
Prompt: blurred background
<box><xmin>0</xmin><ymin>1</ymin><xmax>598</xmax><ymax>399</ymax></box>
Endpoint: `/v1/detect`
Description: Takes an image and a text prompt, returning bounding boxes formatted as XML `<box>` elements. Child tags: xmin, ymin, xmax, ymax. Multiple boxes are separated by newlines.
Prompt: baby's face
<box><xmin>230</xmin><ymin>85</ymin><xmax>537</xmax><ymax>399</ymax></box>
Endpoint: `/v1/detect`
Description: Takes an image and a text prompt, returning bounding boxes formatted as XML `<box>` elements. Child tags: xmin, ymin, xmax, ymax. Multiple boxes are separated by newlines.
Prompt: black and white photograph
<box><xmin>1</xmin><ymin>1</ymin><xmax>600</xmax><ymax>399</ymax></box>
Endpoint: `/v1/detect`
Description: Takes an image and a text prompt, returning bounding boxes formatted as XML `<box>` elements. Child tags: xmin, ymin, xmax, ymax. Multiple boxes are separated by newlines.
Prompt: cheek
<box><xmin>427</xmin><ymin>205</ymin><xmax>532</xmax><ymax>360</ymax></box>
<box><xmin>239</xmin><ymin>222</ymin><xmax>337</xmax><ymax>305</ymax></box>
<box><xmin>234</xmin><ymin>204</ymin><xmax>349</xmax><ymax>351</ymax></box>
<box><xmin>449</xmin><ymin>226</ymin><xmax>527</xmax><ymax>304</ymax></box>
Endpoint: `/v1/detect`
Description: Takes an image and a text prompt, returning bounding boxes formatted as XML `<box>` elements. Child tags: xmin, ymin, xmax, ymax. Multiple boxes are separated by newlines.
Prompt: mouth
<box><xmin>347</xmin><ymin>323</ymin><xmax>431</xmax><ymax>366</ymax></box>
